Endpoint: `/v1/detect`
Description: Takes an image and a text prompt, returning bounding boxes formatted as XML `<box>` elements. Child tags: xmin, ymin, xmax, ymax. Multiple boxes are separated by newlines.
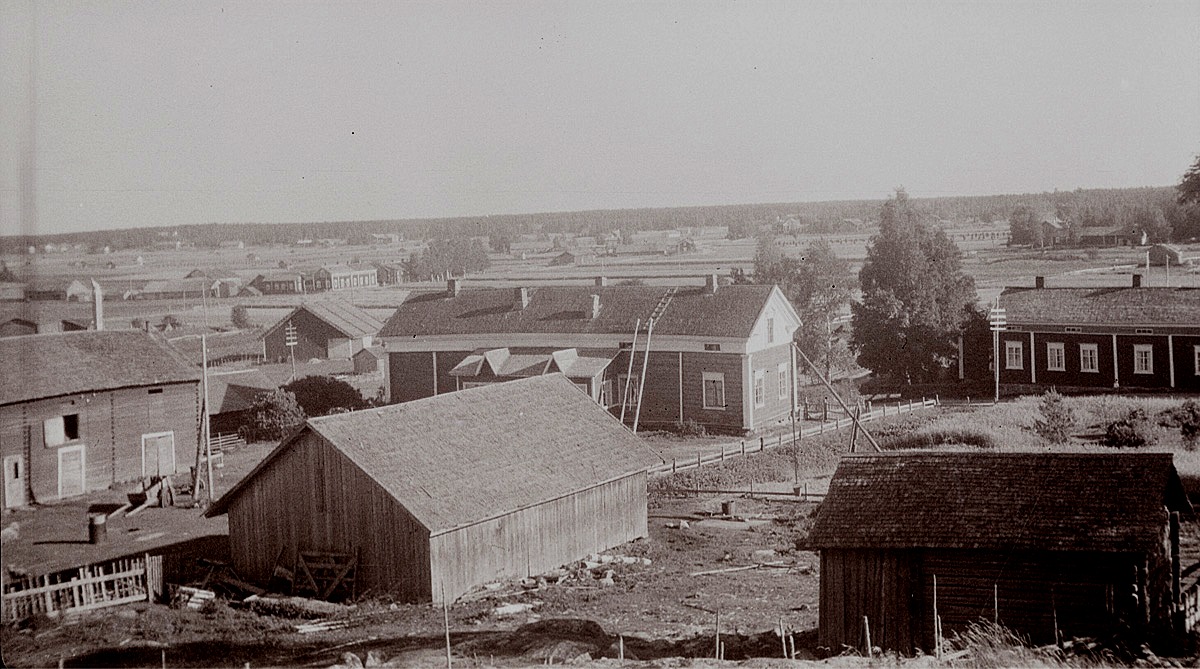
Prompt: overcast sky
<box><xmin>1</xmin><ymin>1</ymin><xmax>1198</xmax><ymax>236</ymax></box>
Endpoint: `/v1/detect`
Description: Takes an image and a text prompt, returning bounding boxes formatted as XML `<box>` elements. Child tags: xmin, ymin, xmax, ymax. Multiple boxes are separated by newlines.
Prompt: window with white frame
<box><xmin>617</xmin><ymin>374</ymin><xmax>640</xmax><ymax>409</ymax></box>
<box><xmin>702</xmin><ymin>372</ymin><xmax>726</xmax><ymax>409</ymax></box>
<box><xmin>766</xmin><ymin>317</ymin><xmax>775</xmax><ymax>343</ymax></box>
<box><xmin>778</xmin><ymin>362</ymin><xmax>789</xmax><ymax>400</ymax></box>
<box><xmin>43</xmin><ymin>414</ymin><xmax>80</xmax><ymax>448</ymax></box>
<box><xmin>1080</xmin><ymin>344</ymin><xmax>1099</xmax><ymax>372</ymax></box>
<box><xmin>1004</xmin><ymin>341</ymin><xmax>1023</xmax><ymax>370</ymax></box>
<box><xmin>599</xmin><ymin>379</ymin><xmax>614</xmax><ymax>407</ymax></box>
<box><xmin>1046</xmin><ymin>342</ymin><xmax>1065</xmax><ymax>371</ymax></box>
<box><xmin>1134</xmin><ymin>345</ymin><xmax>1153</xmax><ymax>374</ymax></box>
<box><xmin>753</xmin><ymin>370</ymin><xmax>766</xmax><ymax>407</ymax></box>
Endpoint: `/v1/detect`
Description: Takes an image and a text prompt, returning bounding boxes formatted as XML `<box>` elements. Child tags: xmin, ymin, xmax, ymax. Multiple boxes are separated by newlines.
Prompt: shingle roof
<box><xmin>379</xmin><ymin>285</ymin><xmax>780</xmax><ymax>339</ymax></box>
<box><xmin>998</xmin><ymin>287</ymin><xmax>1200</xmax><ymax>326</ymax></box>
<box><xmin>266</xmin><ymin>301</ymin><xmax>383</xmax><ymax>339</ymax></box>
<box><xmin>0</xmin><ymin>330</ymin><xmax>201</xmax><ymax>406</ymax></box>
<box><xmin>448</xmin><ymin>347</ymin><xmax>615</xmax><ymax>379</ymax></box>
<box><xmin>206</xmin><ymin>369</ymin><xmax>277</xmax><ymax>414</ymax></box>
<box><xmin>207</xmin><ymin>375</ymin><xmax>662</xmax><ymax>532</ymax></box>
<box><xmin>808</xmin><ymin>452</ymin><xmax>1190</xmax><ymax>552</ymax></box>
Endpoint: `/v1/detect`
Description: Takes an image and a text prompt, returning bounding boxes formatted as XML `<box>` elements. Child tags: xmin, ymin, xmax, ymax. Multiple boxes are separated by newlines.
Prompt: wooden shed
<box><xmin>262</xmin><ymin>301</ymin><xmax>383</xmax><ymax>362</ymax></box>
<box><xmin>206</xmin><ymin>375</ymin><xmax>661</xmax><ymax>603</ymax></box>
<box><xmin>808</xmin><ymin>452</ymin><xmax>1193</xmax><ymax>654</ymax></box>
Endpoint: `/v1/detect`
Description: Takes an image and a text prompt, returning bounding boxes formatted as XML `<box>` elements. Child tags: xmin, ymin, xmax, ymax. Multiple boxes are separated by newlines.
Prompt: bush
<box><xmin>1102</xmin><ymin>408</ymin><xmax>1153</xmax><ymax>449</ymax></box>
<box><xmin>243</xmin><ymin>389</ymin><xmax>306</xmax><ymax>442</ymax></box>
<box><xmin>230</xmin><ymin>304</ymin><xmax>251</xmax><ymax>329</ymax></box>
<box><xmin>670</xmin><ymin>420</ymin><xmax>707</xmax><ymax>437</ymax></box>
<box><xmin>283</xmin><ymin>375</ymin><xmax>369</xmax><ymax>417</ymax></box>
<box><xmin>1032</xmin><ymin>390</ymin><xmax>1075</xmax><ymax>445</ymax></box>
<box><xmin>1160</xmin><ymin>400</ymin><xmax>1200</xmax><ymax>451</ymax></box>
<box><xmin>885</xmin><ymin>429</ymin><xmax>997</xmax><ymax>450</ymax></box>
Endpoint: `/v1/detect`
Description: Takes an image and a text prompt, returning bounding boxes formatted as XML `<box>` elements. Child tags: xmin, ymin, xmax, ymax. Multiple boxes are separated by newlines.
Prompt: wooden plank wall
<box><xmin>430</xmin><ymin>473</ymin><xmax>648</xmax><ymax>604</ymax></box>
<box><xmin>818</xmin><ymin>549</ymin><xmax>920</xmax><ymax>654</ymax></box>
<box><xmin>0</xmin><ymin>383</ymin><xmax>199</xmax><ymax>505</ymax></box>
<box><xmin>225</xmin><ymin>432</ymin><xmax>433</xmax><ymax>602</ymax></box>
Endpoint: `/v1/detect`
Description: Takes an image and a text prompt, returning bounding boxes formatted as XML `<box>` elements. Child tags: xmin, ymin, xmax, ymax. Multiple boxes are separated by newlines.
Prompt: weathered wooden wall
<box><xmin>429</xmin><ymin>472</ymin><xmax>648</xmax><ymax>604</ymax></box>
<box><xmin>0</xmin><ymin>382</ymin><xmax>200</xmax><ymax>506</ymax></box>
<box><xmin>225</xmin><ymin>431</ymin><xmax>433</xmax><ymax>602</ymax></box>
<box><xmin>819</xmin><ymin>547</ymin><xmax>1155</xmax><ymax>654</ymax></box>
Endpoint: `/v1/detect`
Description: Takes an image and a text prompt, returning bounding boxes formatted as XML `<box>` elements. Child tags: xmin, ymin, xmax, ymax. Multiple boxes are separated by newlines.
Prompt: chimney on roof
<box><xmin>595</xmin><ymin>276</ymin><xmax>608</xmax><ymax>287</ymax></box>
<box><xmin>590</xmin><ymin>294</ymin><xmax>601</xmax><ymax>319</ymax></box>
<box><xmin>705</xmin><ymin>273</ymin><xmax>719</xmax><ymax>294</ymax></box>
<box><xmin>514</xmin><ymin>287</ymin><xmax>530</xmax><ymax>310</ymax></box>
<box><xmin>91</xmin><ymin>280</ymin><xmax>104</xmax><ymax>330</ymax></box>
<box><xmin>1132</xmin><ymin>274</ymin><xmax>1142</xmax><ymax>288</ymax></box>
<box><xmin>447</xmin><ymin>278</ymin><xmax>461</xmax><ymax>297</ymax></box>
<box><xmin>1035</xmin><ymin>276</ymin><xmax>1045</xmax><ymax>289</ymax></box>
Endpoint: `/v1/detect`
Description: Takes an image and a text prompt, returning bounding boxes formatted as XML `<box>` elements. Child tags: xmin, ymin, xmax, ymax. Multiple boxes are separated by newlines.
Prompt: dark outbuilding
<box><xmin>809</xmin><ymin>452</ymin><xmax>1193</xmax><ymax>654</ymax></box>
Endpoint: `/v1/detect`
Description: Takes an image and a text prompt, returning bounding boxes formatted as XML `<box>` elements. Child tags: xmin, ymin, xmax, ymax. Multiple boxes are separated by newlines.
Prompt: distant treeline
<box><xmin>3</xmin><ymin>185</ymin><xmax>1195</xmax><ymax>254</ymax></box>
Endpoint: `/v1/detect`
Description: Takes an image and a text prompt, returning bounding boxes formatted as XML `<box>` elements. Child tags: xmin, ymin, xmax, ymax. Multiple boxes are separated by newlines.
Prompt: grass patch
<box><xmin>884</xmin><ymin>428</ymin><xmax>997</xmax><ymax>450</ymax></box>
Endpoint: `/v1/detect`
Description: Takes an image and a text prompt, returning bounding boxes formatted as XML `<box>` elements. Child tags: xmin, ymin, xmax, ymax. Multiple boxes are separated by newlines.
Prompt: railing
<box><xmin>649</xmin><ymin>397</ymin><xmax>938</xmax><ymax>476</ymax></box>
<box><xmin>1181</xmin><ymin>577</ymin><xmax>1200</xmax><ymax>631</ymax></box>
<box><xmin>2</xmin><ymin>554</ymin><xmax>163</xmax><ymax>621</ymax></box>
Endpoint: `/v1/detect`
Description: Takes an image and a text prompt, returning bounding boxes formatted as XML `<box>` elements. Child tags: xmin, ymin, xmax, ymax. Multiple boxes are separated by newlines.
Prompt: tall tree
<box><xmin>851</xmin><ymin>189</ymin><xmax>978</xmax><ymax>383</ymax></box>
<box><xmin>1178</xmin><ymin>153</ymin><xmax>1200</xmax><ymax>206</ymax></box>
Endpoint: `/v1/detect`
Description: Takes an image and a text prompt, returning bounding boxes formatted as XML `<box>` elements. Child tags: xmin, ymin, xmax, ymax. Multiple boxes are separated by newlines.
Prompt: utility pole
<box><xmin>989</xmin><ymin>304</ymin><xmax>1007</xmax><ymax>404</ymax></box>
<box><xmin>285</xmin><ymin>321</ymin><xmax>298</xmax><ymax>382</ymax></box>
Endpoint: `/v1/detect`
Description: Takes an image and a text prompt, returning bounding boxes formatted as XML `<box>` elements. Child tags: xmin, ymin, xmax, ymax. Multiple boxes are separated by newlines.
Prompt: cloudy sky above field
<box><xmin>1</xmin><ymin>1</ymin><xmax>1199</xmax><ymax>235</ymax></box>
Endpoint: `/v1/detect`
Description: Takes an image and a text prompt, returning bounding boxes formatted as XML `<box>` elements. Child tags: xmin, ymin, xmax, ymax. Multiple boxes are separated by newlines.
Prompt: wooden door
<box><xmin>142</xmin><ymin>432</ymin><xmax>176</xmax><ymax>478</ymax></box>
<box><xmin>58</xmin><ymin>446</ymin><xmax>85</xmax><ymax>498</ymax></box>
<box><xmin>3</xmin><ymin>454</ymin><xmax>25</xmax><ymax>508</ymax></box>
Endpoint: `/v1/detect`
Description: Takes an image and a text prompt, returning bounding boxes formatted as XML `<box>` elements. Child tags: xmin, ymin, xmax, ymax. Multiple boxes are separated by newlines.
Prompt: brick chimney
<box><xmin>590</xmin><ymin>294</ymin><xmax>601</xmax><ymax>319</ymax></box>
<box><xmin>1132</xmin><ymin>274</ymin><xmax>1142</xmax><ymax>288</ymax></box>
<box><xmin>514</xmin><ymin>287</ymin><xmax>530</xmax><ymax>310</ymax></box>
<box><xmin>1035</xmin><ymin>276</ymin><xmax>1045</xmax><ymax>289</ymax></box>
<box><xmin>447</xmin><ymin>278</ymin><xmax>461</xmax><ymax>297</ymax></box>
<box><xmin>705</xmin><ymin>273</ymin><xmax>719</xmax><ymax>294</ymax></box>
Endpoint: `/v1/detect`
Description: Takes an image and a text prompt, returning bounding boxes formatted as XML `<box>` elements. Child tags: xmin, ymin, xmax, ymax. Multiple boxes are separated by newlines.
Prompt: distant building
<box><xmin>0</xmin><ymin>318</ymin><xmax>88</xmax><ymax>338</ymax></box>
<box><xmin>249</xmin><ymin>272</ymin><xmax>305</xmax><ymax>295</ymax></box>
<box><xmin>262</xmin><ymin>301</ymin><xmax>383</xmax><ymax>362</ymax></box>
<box><xmin>1148</xmin><ymin>244</ymin><xmax>1195</xmax><ymax>267</ymax></box>
<box><xmin>205</xmin><ymin>375</ymin><xmax>660</xmax><ymax>603</ymax></box>
<box><xmin>0</xmin><ymin>282</ymin><xmax>27</xmax><ymax>302</ymax></box>
<box><xmin>205</xmin><ymin>368</ymin><xmax>277</xmax><ymax>436</ymax></box>
<box><xmin>313</xmin><ymin>265</ymin><xmax>378</xmax><ymax>291</ymax></box>
<box><xmin>1077</xmin><ymin>225</ymin><xmax>1136</xmax><ymax>247</ymax></box>
<box><xmin>996</xmin><ymin>275</ymin><xmax>1200</xmax><ymax>393</ymax></box>
<box><xmin>24</xmin><ymin>278</ymin><xmax>93</xmax><ymax>302</ymax></box>
<box><xmin>135</xmin><ymin>278</ymin><xmax>221</xmax><ymax>300</ymax></box>
<box><xmin>0</xmin><ymin>330</ymin><xmax>201</xmax><ymax>507</ymax></box>
<box><xmin>810</xmin><ymin>452</ymin><xmax>1192</xmax><ymax>653</ymax></box>
<box><xmin>352</xmin><ymin>346</ymin><xmax>383</xmax><ymax>374</ymax></box>
<box><xmin>371</xmin><ymin>261</ymin><xmax>404</xmax><ymax>286</ymax></box>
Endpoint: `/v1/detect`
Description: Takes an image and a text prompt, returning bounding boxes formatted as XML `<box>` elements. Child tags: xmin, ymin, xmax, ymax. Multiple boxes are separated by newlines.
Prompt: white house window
<box><xmin>599</xmin><ymin>379</ymin><xmax>614</xmax><ymax>407</ymax></box>
<box><xmin>1080</xmin><ymin>344</ymin><xmax>1099</xmax><ymax>373</ymax></box>
<box><xmin>1004</xmin><ymin>341</ymin><xmax>1023</xmax><ymax>370</ymax></box>
<box><xmin>44</xmin><ymin>414</ymin><xmax>80</xmax><ymax>447</ymax></box>
<box><xmin>1134</xmin><ymin>345</ymin><xmax>1153</xmax><ymax>374</ymax></box>
<box><xmin>1046</xmin><ymin>342</ymin><xmax>1065</xmax><ymax>372</ymax></box>
<box><xmin>778</xmin><ymin>362</ymin><xmax>789</xmax><ymax>400</ymax></box>
<box><xmin>618</xmin><ymin>374</ymin><xmax>640</xmax><ymax>409</ymax></box>
<box><xmin>702</xmin><ymin>372</ymin><xmax>726</xmax><ymax>409</ymax></box>
<box><xmin>753</xmin><ymin>370</ymin><xmax>766</xmax><ymax>407</ymax></box>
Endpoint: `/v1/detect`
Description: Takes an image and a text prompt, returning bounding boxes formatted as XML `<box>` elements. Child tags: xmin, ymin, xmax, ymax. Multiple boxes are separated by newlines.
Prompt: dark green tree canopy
<box><xmin>243</xmin><ymin>388</ymin><xmax>306</xmax><ymax>442</ymax></box>
<box><xmin>852</xmin><ymin>189</ymin><xmax>978</xmax><ymax>383</ymax></box>
<box><xmin>1178</xmin><ymin>154</ymin><xmax>1200</xmax><ymax>207</ymax></box>
<box><xmin>282</xmin><ymin>375</ymin><xmax>370</xmax><ymax>417</ymax></box>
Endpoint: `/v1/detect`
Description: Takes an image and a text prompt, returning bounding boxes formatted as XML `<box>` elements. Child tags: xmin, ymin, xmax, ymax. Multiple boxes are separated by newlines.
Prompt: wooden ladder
<box><xmin>631</xmin><ymin>288</ymin><xmax>677</xmax><ymax>432</ymax></box>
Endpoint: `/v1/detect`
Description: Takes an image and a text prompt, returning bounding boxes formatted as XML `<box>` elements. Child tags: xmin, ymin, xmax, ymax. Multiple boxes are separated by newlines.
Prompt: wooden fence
<box><xmin>649</xmin><ymin>397</ymin><xmax>938</xmax><ymax>476</ymax></box>
<box><xmin>1</xmin><ymin>554</ymin><xmax>163</xmax><ymax>621</ymax></box>
<box><xmin>1181</xmin><ymin>577</ymin><xmax>1200</xmax><ymax>632</ymax></box>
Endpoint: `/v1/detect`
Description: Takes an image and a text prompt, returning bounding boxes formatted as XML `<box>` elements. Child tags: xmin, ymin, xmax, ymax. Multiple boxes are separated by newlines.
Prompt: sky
<box><xmin>1</xmin><ymin>0</ymin><xmax>1198</xmax><ymax>236</ymax></box>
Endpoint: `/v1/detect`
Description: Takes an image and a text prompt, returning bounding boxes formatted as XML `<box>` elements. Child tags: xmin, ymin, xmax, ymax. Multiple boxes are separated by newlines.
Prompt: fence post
<box><xmin>759</xmin><ymin>436</ymin><xmax>764</xmax><ymax>451</ymax></box>
<box><xmin>741</xmin><ymin>441</ymin><xmax>745</xmax><ymax>456</ymax></box>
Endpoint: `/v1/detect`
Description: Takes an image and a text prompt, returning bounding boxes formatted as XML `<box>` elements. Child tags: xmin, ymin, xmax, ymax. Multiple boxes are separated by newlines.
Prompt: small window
<box><xmin>147</xmin><ymin>388</ymin><xmax>164</xmax><ymax>395</ymax></box>
<box><xmin>1135</xmin><ymin>328</ymin><xmax>1153</xmax><ymax>335</ymax></box>
<box><xmin>599</xmin><ymin>380</ymin><xmax>614</xmax><ymax>407</ymax></box>
<box><xmin>778</xmin><ymin>362</ymin><xmax>789</xmax><ymax>400</ymax></box>
<box><xmin>704</xmin><ymin>343</ymin><xmax>721</xmax><ymax>352</ymax></box>
<box><xmin>766</xmin><ymin>317</ymin><xmax>775</xmax><ymax>344</ymax></box>
<box><xmin>618</xmin><ymin>374</ymin><xmax>640</xmax><ymax>409</ymax></box>
<box><xmin>44</xmin><ymin>414</ymin><xmax>80</xmax><ymax>447</ymax></box>
<box><xmin>1046</xmin><ymin>342</ymin><xmax>1065</xmax><ymax>372</ymax></box>
<box><xmin>702</xmin><ymin>372</ymin><xmax>725</xmax><ymax>409</ymax></box>
<box><xmin>1080</xmin><ymin>344</ymin><xmax>1099</xmax><ymax>373</ymax></box>
<box><xmin>1065</xmin><ymin>326</ymin><xmax>1082</xmax><ymax>333</ymax></box>
<box><xmin>1134</xmin><ymin>344</ymin><xmax>1153</xmax><ymax>374</ymax></box>
<box><xmin>1194</xmin><ymin>345</ymin><xmax>1200</xmax><ymax>376</ymax></box>
<box><xmin>1004</xmin><ymin>341</ymin><xmax>1023</xmax><ymax>370</ymax></box>
<box><xmin>753</xmin><ymin>370</ymin><xmax>766</xmax><ymax>407</ymax></box>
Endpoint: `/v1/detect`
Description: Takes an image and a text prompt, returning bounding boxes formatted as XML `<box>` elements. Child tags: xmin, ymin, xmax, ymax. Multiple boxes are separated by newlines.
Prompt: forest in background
<box><xmin>3</xmin><ymin>184</ymin><xmax>1198</xmax><ymax>255</ymax></box>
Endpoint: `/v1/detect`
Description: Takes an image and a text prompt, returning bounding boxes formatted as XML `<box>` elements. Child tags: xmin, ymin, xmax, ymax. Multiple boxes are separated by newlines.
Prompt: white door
<box><xmin>3</xmin><ymin>455</ymin><xmax>25</xmax><ymax>508</ymax></box>
<box><xmin>58</xmin><ymin>445</ymin><xmax>86</xmax><ymax>498</ymax></box>
<box><xmin>142</xmin><ymin>432</ymin><xmax>176</xmax><ymax>478</ymax></box>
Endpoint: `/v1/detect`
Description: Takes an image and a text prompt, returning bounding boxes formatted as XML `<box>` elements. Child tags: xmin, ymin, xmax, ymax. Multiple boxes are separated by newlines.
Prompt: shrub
<box><xmin>283</xmin><ymin>375</ymin><xmax>369</xmax><ymax>417</ymax></box>
<box><xmin>1032</xmin><ymin>390</ymin><xmax>1075</xmax><ymax>445</ymax></box>
<box><xmin>885</xmin><ymin>429</ymin><xmax>997</xmax><ymax>450</ymax></box>
<box><xmin>1102</xmin><ymin>408</ymin><xmax>1152</xmax><ymax>449</ymax></box>
<box><xmin>230</xmin><ymin>303</ymin><xmax>251</xmax><ymax>329</ymax></box>
<box><xmin>243</xmin><ymin>389</ymin><xmax>306</xmax><ymax>442</ymax></box>
<box><xmin>1161</xmin><ymin>400</ymin><xmax>1200</xmax><ymax>451</ymax></box>
<box><xmin>670</xmin><ymin>420</ymin><xmax>707</xmax><ymax>437</ymax></box>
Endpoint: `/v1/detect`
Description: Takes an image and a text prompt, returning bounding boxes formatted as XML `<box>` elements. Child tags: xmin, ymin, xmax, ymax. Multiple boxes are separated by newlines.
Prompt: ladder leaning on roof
<box><xmin>631</xmin><ymin>287</ymin><xmax>677</xmax><ymax>433</ymax></box>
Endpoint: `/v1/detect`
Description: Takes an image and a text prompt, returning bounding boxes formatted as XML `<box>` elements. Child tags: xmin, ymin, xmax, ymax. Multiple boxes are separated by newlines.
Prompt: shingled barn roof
<box><xmin>207</xmin><ymin>375</ymin><xmax>662</xmax><ymax>533</ymax></box>
<box><xmin>999</xmin><ymin>287</ymin><xmax>1200</xmax><ymax>326</ymax></box>
<box><xmin>0</xmin><ymin>330</ymin><xmax>201</xmax><ymax>406</ymax></box>
<box><xmin>378</xmin><ymin>285</ymin><xmax>780</xmax><ymax>339</ymax></box>
<box><xmin>264</xmin><ymin>301</ymin><xmax>383</xmax><ymax>339</ymax></box>
<box><xmin>808</xmin><ymin>452</ymin><xmax>1190</xmax><ymax>552</ymax></box>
